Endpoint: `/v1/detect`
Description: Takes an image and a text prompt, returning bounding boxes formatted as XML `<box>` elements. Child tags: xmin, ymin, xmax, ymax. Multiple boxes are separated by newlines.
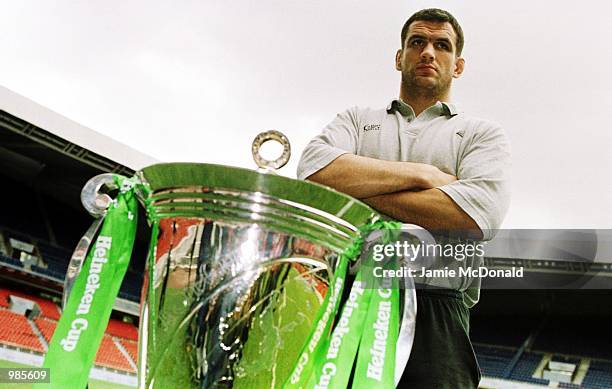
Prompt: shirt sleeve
<box><xmin>438</xmin><ymin>121</ymin><xmax>512</xmax><ymax>241</ymax></box>
<box><xmin>296</xmin><ymin>108</ymin><xmax>360</xmax><ymax>180</ymax></box>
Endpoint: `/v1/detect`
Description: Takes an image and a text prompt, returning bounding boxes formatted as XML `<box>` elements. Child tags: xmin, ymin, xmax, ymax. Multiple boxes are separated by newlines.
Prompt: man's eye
<box><xmin>436</xmin><ymin>42</ymin><xmax>450</xmax><ymax>50</ymax></box>
<box><xmin>410</xmin><ymin>39</ymin><xmax>425</xmax><ymax>47</ymax></box>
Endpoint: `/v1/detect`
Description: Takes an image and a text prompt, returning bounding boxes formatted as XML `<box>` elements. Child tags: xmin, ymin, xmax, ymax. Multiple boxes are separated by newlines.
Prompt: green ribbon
<box><xmin>38</xmin><ymin>175</ymin><xmax>139</xmax><ymax>389</ymax></box>
<box><xmin>283</xmin><ymin>220</ymin><xmax>402</xmax><ymax>389</ymax></box>
<box><xmin>352</xmin><ymin>258</ymin><xmax>399</xmax><ymax>388</ymax></box>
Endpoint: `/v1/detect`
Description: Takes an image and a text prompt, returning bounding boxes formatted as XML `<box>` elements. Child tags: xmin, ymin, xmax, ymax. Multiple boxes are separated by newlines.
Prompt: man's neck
<box><xmin>400</xmin><ymin>90</ymin><xmax>450</xmax><ymax>117</ymax></box>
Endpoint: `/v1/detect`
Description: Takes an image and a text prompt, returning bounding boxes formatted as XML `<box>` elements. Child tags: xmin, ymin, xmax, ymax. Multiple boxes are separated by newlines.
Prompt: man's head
<box><xmin>401</xmin><ymin>8</ymin><xmax>464</xmax><ymax>57</ymax></box>
<box><xmin>396</xmin><ymin>8</ymin><xmax>465</xmax><ymax>102</ymax></box>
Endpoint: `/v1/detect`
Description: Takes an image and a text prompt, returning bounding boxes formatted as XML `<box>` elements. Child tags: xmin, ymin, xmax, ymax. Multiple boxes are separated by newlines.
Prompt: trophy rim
<box><xmin>138</xmin><ymin>162</ymin><xmax>378</xmax><ymax>228</ymax></box>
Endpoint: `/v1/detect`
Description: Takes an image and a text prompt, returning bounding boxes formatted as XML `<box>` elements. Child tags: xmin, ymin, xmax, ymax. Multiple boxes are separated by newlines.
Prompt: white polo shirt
<box><xmin>297</xmin><ymin>99</ymin><xmax>512</xmax><ymax>306</ymax></box>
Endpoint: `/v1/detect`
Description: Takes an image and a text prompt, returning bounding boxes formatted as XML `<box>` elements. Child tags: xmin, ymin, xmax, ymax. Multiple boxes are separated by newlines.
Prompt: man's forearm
<box><xmin>363</xmin><ymin>189</ymin><xmax>484</xmax><ymax>239</ymax></box>
<box><xmin>307</xmin><ymin>154</ymin><xmax>445</xmax><ymax>198</ymax></box>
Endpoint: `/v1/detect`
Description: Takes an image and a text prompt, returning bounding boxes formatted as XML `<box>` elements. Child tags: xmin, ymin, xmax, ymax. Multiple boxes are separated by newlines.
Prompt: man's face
<box><xmin>396</xmin><ymin>21</ymin><xmax>465</xmax><ymax>99</ymax></box>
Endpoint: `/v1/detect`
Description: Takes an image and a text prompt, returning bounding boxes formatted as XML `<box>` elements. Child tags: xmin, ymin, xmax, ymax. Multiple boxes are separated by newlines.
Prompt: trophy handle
<box><xmin>393</xmin><ymin>224</ymin><xmax>436</xmax><ymax>386</ymax></box>
<box><xmin>251</xmin><ymin>130</ymin><xmax>291</xmax><ymax>171</ymax></box>
<box><xmin>62</xmin><ymin>174</ymin><xmax>120</xmax><ymax>309</ymax></box>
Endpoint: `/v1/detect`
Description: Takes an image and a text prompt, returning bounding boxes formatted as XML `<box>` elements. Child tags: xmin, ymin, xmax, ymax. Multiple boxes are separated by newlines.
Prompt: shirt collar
<box><xmin>386</xmin><ymin>99</ymin><xmax>459</xmax><ymax>118</ymax></box>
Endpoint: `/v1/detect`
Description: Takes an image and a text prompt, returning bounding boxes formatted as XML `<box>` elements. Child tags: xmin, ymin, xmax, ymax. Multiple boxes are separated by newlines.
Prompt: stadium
<box><xmin>1</xmin><ymin>84</ymin><xmax>612</xmax><ymax>389</ymax></box>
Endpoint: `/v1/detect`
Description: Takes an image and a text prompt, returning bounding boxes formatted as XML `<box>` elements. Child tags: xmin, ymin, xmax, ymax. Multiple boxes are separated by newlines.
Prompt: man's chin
<box><xmin>414</xmin><ymin>77</ymin><xmax>437</xmax><ymax>88</ymax></box>
<box><xmin>402</xmin><ymin>76</ymin><xmax>446</xmax><ymax>97</ymax></box>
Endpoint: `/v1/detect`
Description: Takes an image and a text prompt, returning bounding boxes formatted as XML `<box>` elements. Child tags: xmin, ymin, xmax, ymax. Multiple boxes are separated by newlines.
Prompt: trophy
<box><xmin>52</xmin><ymin>131</ymin><xmax>420</xmax><ymax>388</ymax></box>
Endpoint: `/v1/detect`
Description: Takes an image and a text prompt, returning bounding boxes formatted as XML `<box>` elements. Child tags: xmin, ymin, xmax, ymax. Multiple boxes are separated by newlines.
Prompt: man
<box><xmin>297</xmin><ymin>8</ymin><xmax>511</xmax><ymax>388</ymax></box>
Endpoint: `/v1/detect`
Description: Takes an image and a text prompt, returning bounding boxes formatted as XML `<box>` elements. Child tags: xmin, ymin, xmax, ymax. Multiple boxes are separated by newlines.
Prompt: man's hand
<box><xmin>419</xmin><ymin>164</ymin><xmax>457</xmax><ymax>188</ymax></box>
<box><xmin>307</xmin><ymin>154</ymin><xmax>456</xmax><ymax>198</ymax></box>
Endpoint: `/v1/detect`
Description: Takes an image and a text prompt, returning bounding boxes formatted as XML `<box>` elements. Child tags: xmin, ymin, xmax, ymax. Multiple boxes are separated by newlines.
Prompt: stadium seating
<box><xmin>32</xmin><ymin>317</ymin><xmax>138</xmax><ymax>373</ymax></box>
<box><xmin>30</xmin><ymin>317</ymin><xmax>138</xmax><ymax>373</ymax></box>
<box><xmin>120</xmin><ymin>339</ymin><xmax>138</xmax><ymax>363</ymax></box>
<box><xmin>29</xmin><ymin>296</ymin><xmax>61</xmax><ymax>321</ymax></box>
<box><xmin>106</xmin><ymin>319</ymin><xmax>138</xmax><ymax>341</ymax></box>
<box><xmin>0</xmin><ymin>287</ymin><xmax>60</xmax><ymax>320</ymax></box>
<box><xmin>4</xmin><ymin>235</ymin><xmax>143</xmax><ymax>304</ymax></box>
<box><xmin>557</xmin><ymin>382</ymin><xmax>581</xmax><ymax>389</ymax></box>
<box><xmin>508</xmin><ymin>352</ymin><xmax>550</xmax><ymax>385</ymax></box>
<box><xmin>473</xmin><ymin>344</ymin><xmax>516</xmax><ymax>378</ymax></box>
<box><xmin>0</xmin><ymin>288</ymin><xmax>11</xmax><ymax>308</ymax></box>
<box><xmin>34</xmin><ymin>317</ymin><xmax>57</xmax><ymax>343</ymax></box>
<box><xmin>36</xmin><ymin>242</ymin><xmax>70</xmax><ymax>277</ymax></box>
<box><xmin>0</xmin><ymin>287</ymin><xmax>138</xmax><ymax>374</ymax></box>
<box><xmin>472</xmin><ymin>345</ymin><xmax>612</xmax><ymax>388</ymax></box>
<box><xmin>37</xmin><ymin>242</ymin><xmax>72</xmax><ymax>264</ymax></box>
<box><xmin>0</xmin><ymin>309</ymin><xmax>44</xmax><ymax>352</ymax></box>
<box><xmin>0</xmin><ymin>233</ymin><xmax>69</xmax><ymax>279</ymax></box>
<box><xmin>94</xmin><ymin>335</ymin><xmax>134</xmax><ymax>373</ymax></box>
<box><xmin>30</xmin><ymin>264</ymin><xmax>64</xmax><ymax>280</ymax></box>
<box><xmin>582</xmin><ymin>360</ymin><xmax>612</xmax><ymax>389</ymax></box>
<box><xmin>0</xmin><ymin>253</ymin><xmax>24</xmax><ymax>268</ymax></box>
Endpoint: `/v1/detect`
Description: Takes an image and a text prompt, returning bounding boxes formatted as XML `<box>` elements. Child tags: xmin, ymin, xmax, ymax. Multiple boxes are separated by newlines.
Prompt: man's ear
<box><xmin>395</xmin><ymin>49</ymin><xmax>403</xmax><ymax>71</ymax></box>
<box><xmin>453</xmin><ymin>57</ymin><xmax>465</xmax><ymax>78</ymax></box>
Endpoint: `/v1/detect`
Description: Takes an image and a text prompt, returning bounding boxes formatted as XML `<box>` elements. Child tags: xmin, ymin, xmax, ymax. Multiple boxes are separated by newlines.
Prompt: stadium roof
<box><xmin>0</xmin><ymin>85</ymin><xmax>157</xmax><ymax>172</ymax></box>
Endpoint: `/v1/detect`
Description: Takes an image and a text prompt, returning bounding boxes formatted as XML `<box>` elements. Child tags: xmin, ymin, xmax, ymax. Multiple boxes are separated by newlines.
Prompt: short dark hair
<box><xmin>401</xmin><ymin>8</ymin><xmax>464</xmax><ymax>56</ymax></box>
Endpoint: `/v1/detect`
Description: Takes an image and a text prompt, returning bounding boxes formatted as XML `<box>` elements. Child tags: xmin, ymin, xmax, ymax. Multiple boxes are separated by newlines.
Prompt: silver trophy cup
<box><xmin>68</xmin><ymin>132</ymin><xmax>419</xmax><ymax>388</ymax></box>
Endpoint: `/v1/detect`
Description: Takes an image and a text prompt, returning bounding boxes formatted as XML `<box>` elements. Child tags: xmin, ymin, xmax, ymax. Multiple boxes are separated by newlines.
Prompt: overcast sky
<box><xmin>2</xmin><ymin>1</ymin><xmax>611</xmax><ymax>229</ymax></box>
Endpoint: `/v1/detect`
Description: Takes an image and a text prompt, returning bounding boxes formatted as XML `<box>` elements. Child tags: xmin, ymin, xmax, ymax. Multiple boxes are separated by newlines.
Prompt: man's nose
<box><xmin>421</xmin><ymin>42</ymin><xmax>435</xmax><ymax>62</ymax></box>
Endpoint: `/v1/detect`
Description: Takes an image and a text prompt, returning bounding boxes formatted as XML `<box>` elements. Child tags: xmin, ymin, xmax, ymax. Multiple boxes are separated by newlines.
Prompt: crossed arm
<box><xmin>307</xmin><ymin>154</ymin><xmax>484</xmax><ymax>239</ymax></box>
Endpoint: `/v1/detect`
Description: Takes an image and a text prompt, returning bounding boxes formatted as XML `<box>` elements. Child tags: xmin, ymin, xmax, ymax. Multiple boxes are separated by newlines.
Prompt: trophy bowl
<box><xmin>136</xmin><ymin>162</ymin><xmax>380</xmax><ymax>388</ymax></box>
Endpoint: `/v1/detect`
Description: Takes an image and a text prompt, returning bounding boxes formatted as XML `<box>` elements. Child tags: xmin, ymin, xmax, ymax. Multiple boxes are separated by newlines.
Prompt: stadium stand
<box><xmin>120</xmin><ymin>339</ymin><xmax>138</xmax><ymax>363</ymax></box>
<box><xmin>30</xmin><ymin>264</ymin><xmax>64</xmax><ymax>280</ymax></box>
<box><xmin>0</xmin><ymin>255</ymin><xmax>23</xmax><ymax>268</ymax></box>
<box><xmin>0</xmin><ymin>286</ymin><xmax>138</xmax><ymax>373</ymax></box>
<box><xmin>0</xmin><ymin>288</ymin><xmax>61</xmax><ymax>320</ymax></box>
<box><xmin>473</xmin><ymin>343</ymin><xmax>612</xmax><ymax>388</ymax></box>
<box><xmin>474</xmin><ymin>344</ymin><xmax>517</xmax><ymax>378</ymax></box>
<box><xmin>106</xmin><ymin>319</ymin><xmax>139</xmax><ymax>341</ymax></box>
<box><xmin>557</xmin><ymin>382</ymin><xmax>581</xmax><ymax>389</ymax></box>
<box><xmin>37</xmin><ymin>242</ymin><xmax>71</xmax><ymax>275</ymax></box>
<box><xmin>94</xmin><ymin>335</ymin><xmax>134</xmax><ymax>372</ymax></box>
<box><xmin>0</xmin><ymin>288</ymin><xmax>11</xmax><ymax>308</ymax></box>
<box><xmin>34</xmin><ymin>317</ymin><xmax>56</xmax><ymax>343</ymax></box>
<box><xmin>0</xmin><ymin>309</ymin><xmax>44</xmax><ymax>352</ymax></box>
<box><xmin>1</xmin><ymin>227</ymin><xmax>144</xmax><ymax>303</ymax></box>
<box><xmin>27</xmin><ymin>296</ymin><xmax>60</xmax><ymax>321</ymax></box>
<box><xmin>508</xmin><ymin>352</ymin><xmax>550</xmax><ymax>385</ymax></box>
<box><xmin>582</xmin><ymin>360</ymin><xmax>612</xmax><ymax>389</ymax></box>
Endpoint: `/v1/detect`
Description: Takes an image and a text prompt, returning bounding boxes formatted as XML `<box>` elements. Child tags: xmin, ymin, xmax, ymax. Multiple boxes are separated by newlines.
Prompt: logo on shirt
<box><xmin>363</xmin><ymin>124</ymin><xmax>381</xmax><ymax>132</ymax></box>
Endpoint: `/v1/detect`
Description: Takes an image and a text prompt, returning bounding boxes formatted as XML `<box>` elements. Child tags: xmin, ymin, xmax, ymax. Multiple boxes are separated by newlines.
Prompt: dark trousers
<box><xmin>398</xmin><ymin>288</ymin><xmax>481</xmax><ymax>389</ymax></box>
